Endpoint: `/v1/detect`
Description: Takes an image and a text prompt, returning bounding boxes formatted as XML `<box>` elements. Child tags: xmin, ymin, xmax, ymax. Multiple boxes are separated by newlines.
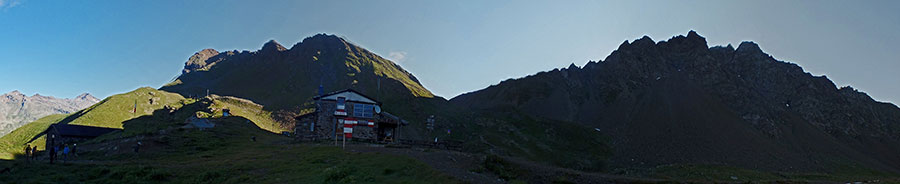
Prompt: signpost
<box><xmin>342</xmin><ymin>118</ymin><xmax>357</xmax><ymax>148</ymax></box>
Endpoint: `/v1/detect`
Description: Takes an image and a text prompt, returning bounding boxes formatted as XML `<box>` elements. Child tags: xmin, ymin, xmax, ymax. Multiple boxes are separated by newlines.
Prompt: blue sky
<box><xmin>1</xmin><ymin>0</ymin><xmax>898</xmax><ymax>104</ymax></box>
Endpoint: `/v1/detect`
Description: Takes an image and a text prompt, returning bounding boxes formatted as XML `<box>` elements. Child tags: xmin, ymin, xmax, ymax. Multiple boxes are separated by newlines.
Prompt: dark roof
<box><xmin>49</xmin><ymin>124</ymin><xmax>120</xmax><ymax>138</ymax></box>
<box><xmin>313</xmin><ymin>89</ymin><xmax>382</xmax><ymax>105</ymax></box>
<box><xmin>379</xmin><ymin>112</ymin><xmax>409</xmax><ymax>125</ymax></box>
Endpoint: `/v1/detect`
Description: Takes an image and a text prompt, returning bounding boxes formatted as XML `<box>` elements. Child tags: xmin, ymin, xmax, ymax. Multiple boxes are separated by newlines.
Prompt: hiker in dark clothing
<box><xmin>57</xmin><ymin>146</ymin><xmax>62</xmax><ymax>161</ymax></box>
<box><xmin>49</xmin><ymin>146</ymin><xmax>55</xmax><ymax>164</ymax></box>
<box><xmin>72</xmin><ymin>144</ymin><xmax>78</xmax><ymax>157</ymax></box>
<box><xmin>24</xmin><ymin>145</ymin><xmax>30</xmax><ymax>163</ymax></box>
<box><xmin>63</xmin><ymin>145</ymin><xmax>70</xmax><ymax>162</ymax></box>
<box><xmin>31</xmin><ymin>147</ymin><xmax>37</xmax><ymax>161</ymax></box>
<box><xmin>133</xmin><ymin>141</ymin><xmax>142</xmax><ymax>153</ymax></box>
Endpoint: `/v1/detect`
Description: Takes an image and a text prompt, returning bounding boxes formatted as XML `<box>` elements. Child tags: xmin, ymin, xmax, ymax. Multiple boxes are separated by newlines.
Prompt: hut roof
<box><xmin>48</xmin><ymin>124</ymin><xmax>120</xmax><ymax>138</ymax></box>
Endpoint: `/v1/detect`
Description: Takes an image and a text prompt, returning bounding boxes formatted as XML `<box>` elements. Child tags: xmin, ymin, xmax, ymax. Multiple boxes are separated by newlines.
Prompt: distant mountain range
<box><xmin>0</xmin><ymin>91</ymin><xmax>98</xmax><ymax>136</ymax></box>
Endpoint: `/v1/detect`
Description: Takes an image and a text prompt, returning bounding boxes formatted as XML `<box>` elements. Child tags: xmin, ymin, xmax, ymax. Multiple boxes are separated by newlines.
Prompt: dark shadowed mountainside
<box><xmin>150</xmin><ymin>32</ymin><xmax>899</xmax><ymax>181</ymax></box>
<box><xmin>451</xmin><ymin>31</ymin><xmax>900</xmax><ymax>175</ymax></box>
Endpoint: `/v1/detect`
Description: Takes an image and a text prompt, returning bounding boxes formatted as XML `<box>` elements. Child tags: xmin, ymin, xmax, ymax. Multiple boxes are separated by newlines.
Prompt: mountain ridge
<box><xmin>0</xmin><ymin>91</ymin><xmax>98</xmax><ymax>136</ymax></box>
<box><xmin>167</xmin><ymin>34</ymin><xmax>433</xmax><ymax>101</ymax></box>
<box><xmin>161</xmin><ymin>33</ymin><xmax>439</xmax><ymax>140</ymax></box>
<box><xmin>3</xmin><ymin>31</ymin><xmax>899</xmax><ymax>182</ymax></box>
<box><xmin>451</xmin><ymin>30</ymin><xmax>900</xmax><ymax>174</ymax></box>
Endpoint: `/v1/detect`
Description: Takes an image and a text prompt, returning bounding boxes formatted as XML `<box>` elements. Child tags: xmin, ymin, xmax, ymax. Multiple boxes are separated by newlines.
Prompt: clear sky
<box><xmin>1</xmin><ymin>0</ymin><xmax>898</xmax><ymax>104</ymax></box>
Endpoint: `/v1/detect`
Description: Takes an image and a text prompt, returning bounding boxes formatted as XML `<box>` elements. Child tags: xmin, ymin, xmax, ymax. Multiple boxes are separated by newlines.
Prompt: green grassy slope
<box><xmin>0</xmin><ymin>114</ymin><xmax>67</xmax><ymax>159</ymax></box>
<box><xmin>0</xmin><ymin>87</ymin><xmax>192</xmax><ymax>160</ymax></box>
<box><xmin>0</xmin><ymin>98</ymin><xmax>458</xmax><ymax>183</ymax></box>
<box><xmin>64</xmin><ymin>87</ymin><xmax>187</xmax><ymax>128</ymax></box>
<box><xmin>343</xmin><ymin>41</ymin><xmax>433</xmax><ymax>98</ymax></box>
<box><xmin>0</xmin><ymin>144</ymin><xmax>459</xmax><ymax>183</ymax></box>
<box><xmin>0</xmin><ymin>86</ymin><xmax>296</xmax><ymax>161</ymax></box>
<box><xmin>208</xmin><ymin>95</ymin><xmax>292</xmax><ymax>133</ymax></box>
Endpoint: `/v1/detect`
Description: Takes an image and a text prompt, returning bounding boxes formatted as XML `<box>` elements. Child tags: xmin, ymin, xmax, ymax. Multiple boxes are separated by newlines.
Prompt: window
<box><xmin>353</xmin><ymin>104</ymin><xmax>374</xmax><ymax>118</ymax></box>
<box><xmin>336</xmin><ymin>97</ymin><xmax>346</xmax><ymax>110</ymax></box>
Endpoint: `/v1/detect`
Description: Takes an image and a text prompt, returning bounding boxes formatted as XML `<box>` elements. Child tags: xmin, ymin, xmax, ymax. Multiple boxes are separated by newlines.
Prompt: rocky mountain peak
<box><xmin>614</xmin><ymin>35</ymin><xmax>656</xmax><ymax>51</ymax></box>
<box><xmin>260</xmin><ymin>40</ymin><xmax>287</xmax><ymax>53</ymax></box>
<box><xmin>662</xmin><ymin>30</ymin><xmax>709</xmax><ymax>51</ymax></box>
<box><xmin>183</xmin><ymin>48</ymin><xmax>221</xmax><ymax>74</ymax></box>
<box><xmin>303</xmin><ymin>33</ymin><xmax>346</xmax><ymax>44</ymax></box>
<box><xmin>736</xmin><ymin>41</ymin><xmax>763</xmax><ymax>54</ymax></box>
<box><xmin>632</xmin><ymin>35</ymin><xmax>656</xmax><ymax>46</ymax></box>
<box><xmin>290</xmin><ymin>33</ymin><xmax>349</xmax><ymax>52</ymax></box>
<box><xmin>567</xmin><ymin>63</ymin><xmax>579</xmax><ymax>70</ymax></box>
<box><xmin>194</xmin><ymin>48</ymin><xmax>219</xmax><ymax>59</ymax></box>
<box><xmin>75</xmin><ymin>93</ymin><xmax>99</xmax><ymax>101</ymax></box>
<box><xmin>7</xmin><ymin>90</ymin><xmax>24</xmax><ymax>96</ymax></box>
<box><xmin>734</xmin><ymin>41</ymin><xmax>769</xmax><ymax>60</ymax></box>
<box><xmin>163</xmin><ymin>33</ymin><xmax>435</xmax><ymax>110</ymax></box>
<box><xmin>686</xmin><ymin>30</ymin><xmax>701</xmax><ymax>38</ymax></box>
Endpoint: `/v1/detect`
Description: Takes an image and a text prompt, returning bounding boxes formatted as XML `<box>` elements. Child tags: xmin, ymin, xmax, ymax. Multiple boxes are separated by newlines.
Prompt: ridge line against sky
<box><xmin>0</xmin><ymin>0</ymin><xmax>898</xmax><ymax>104</ymax></box>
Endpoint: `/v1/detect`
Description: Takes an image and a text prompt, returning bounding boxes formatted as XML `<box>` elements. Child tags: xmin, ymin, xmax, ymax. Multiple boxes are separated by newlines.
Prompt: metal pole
<box><xmin>334</xmin><ymin>118</ymin><xmax>338</xmax><ymax>146</ymax></box>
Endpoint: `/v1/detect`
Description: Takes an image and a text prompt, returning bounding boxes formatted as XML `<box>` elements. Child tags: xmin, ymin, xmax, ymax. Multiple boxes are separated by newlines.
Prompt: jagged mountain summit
<box><xmin>161</xmin><ymin>34</ymin><xmax>443</xmax><ymax>139</ymax></box>
<box><xmin>163</xmin><ymin>34</ymin><xmax>434</xmax><ymax>110</ymax></box>
<box><xmin>0</xmin><ymin>91</ymin><xmax>99</xmax><ymax>136</ymax></box>
<box><xmin>452</xmin><ymin>31</ymin><xmax>900</xmax><ymax>174</ymax></box>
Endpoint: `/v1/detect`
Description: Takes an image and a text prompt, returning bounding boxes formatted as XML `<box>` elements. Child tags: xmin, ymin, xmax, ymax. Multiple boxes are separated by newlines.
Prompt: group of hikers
<box><xmin>23</xmin><ymin>143</ymin><xmax>77</xmax><ymax>164</ymax></box>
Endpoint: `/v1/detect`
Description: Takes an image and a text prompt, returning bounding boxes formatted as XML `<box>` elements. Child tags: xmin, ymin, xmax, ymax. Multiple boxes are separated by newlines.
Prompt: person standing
<box><xmin>63</xmin><ymin>145</ymin><xmax>70</xmax><ymax>163</ymax></box>
<box><xmin>48</xmin><ymin>146</ymin><xmax>55</xmax><ymax>164</ymax></box>
<box><xmin>133</xmin><ymin>141</ymin><xmax>142</xmax><ymax>153</ymax></box>
<box><xmin>57</xmin><ymin>145</ymin><xmax>62</xmax><ymax>162</ymax></box>
<box><xmin>31</xmin><ymin>146</ymin><xmax>37</xmax><ymax>161</ymax></box>
<box><xmin>24</xmin><ymin>145</ymin><xmax>31</xmax><ymax>163</ymax></box>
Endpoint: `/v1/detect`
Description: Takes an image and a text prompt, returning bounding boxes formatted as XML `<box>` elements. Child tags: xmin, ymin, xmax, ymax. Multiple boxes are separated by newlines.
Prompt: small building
<box><xmin>44</xmin><ymin>124</ymin><xmax>120</xmax><ymax>149</ymax></box>
<box><xmin>182</xmin><ymin>116</ymin><xmax>215</xmax><ymax>129</ymax></box>
<box><xmin>295</xmin><ymin>89</ymin><xmax>408</xmax><ymax>142</ymax></box>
